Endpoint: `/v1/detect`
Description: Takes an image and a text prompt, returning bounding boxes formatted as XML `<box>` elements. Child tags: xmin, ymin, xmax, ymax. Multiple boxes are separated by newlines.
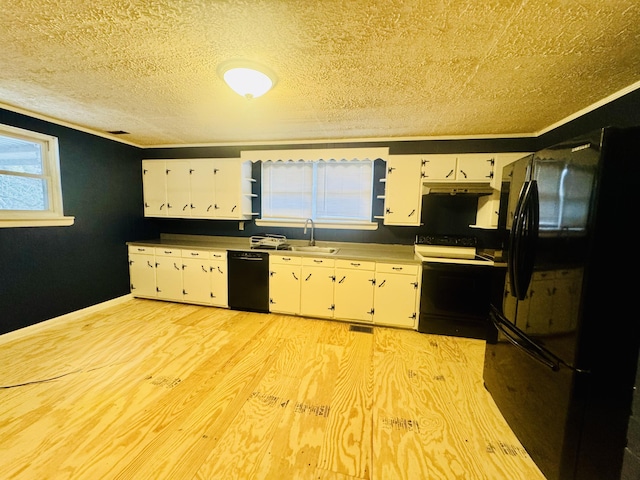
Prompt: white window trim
<box><xmin>244</xmin><ymin>147</ymin><xmax>387</xmax><ymax>230</ymax></box>
<box><xmin>0</xmin><ymin>123</ymin><xmax>74</xmax><ymax>228</ymax></box>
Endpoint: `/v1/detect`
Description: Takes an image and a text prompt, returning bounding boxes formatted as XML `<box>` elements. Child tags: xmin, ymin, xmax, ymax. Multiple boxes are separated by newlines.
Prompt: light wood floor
<box><xmin>0</xmin><ymin>299</ymin><xmax>546</xmax><ymax>479</ymax></box>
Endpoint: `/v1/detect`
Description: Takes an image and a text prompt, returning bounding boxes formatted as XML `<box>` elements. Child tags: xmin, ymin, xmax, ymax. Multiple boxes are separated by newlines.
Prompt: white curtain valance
<box><xmin>240</xmin><ymin>147</ymin><xmax>389</xmax><ymax>163</ymax></box>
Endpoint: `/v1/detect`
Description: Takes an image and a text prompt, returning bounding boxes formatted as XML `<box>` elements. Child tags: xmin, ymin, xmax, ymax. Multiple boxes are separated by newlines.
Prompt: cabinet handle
<box><xmin>305</xmin><ymin>274</ymin><xmax>312</xmax><ymax>281</ymax></box>
<box><xmin>378</xmin><ymin>280</ymin><xmax>386</xmax><ymax>287</ymax></box>
<box><xmin>166</xmin><ymin>169</ymin><xmax>171</xmax><ymax>174</ymax></box>
<box><xmin>313</xmin><ymin>259</ymin><xmax>323</xmax><ymax>263</ymax></box>
<box><xmin>201</xmin><ymin>266</ymin><xmax>207</xmax><ymax>273</ymax></box>
<box><xmin>129</xmin><ymin>260</ymin><xmax>134</xmax><ymax>265</ymax></box>
<box><xmin>173</xmin><ymin>263</ymin><xmax>180</xmax><ymax>270</ymax></box>
<box><xmin>412</xmin><ymin>282</ymin><xmax>418</xmax><ymax>289</ymax></box>
<box><xmin>369</xmin><ymin>278</ymin><xmax>376</xmax><ymax>285</ymax></box>
<box><xmin>160</xmin><ymin>203</ymin><xmax>165</xmax><ymax>210</ymax></box>
<box><xmin>144</xmin><ymin>202</ymin><xmax>150</xmax><ymax>208</ymax></box>
<box><xmin>147</xmin><ymin>261</ymin><xmax>154</xmax><ymax>268</ymax></box>
<box><xmin>445</xmin><ymin>169</ymin><xmax>454</xmax><ymax>178</ymax></box>
<box><xmin>207</xmin><ymin>205</ymin><xmax>213</xmax><ymax>212</ymax></box>
<box><xmin>167</xmin><ymin>203</ymin><xmax>172</xmax><ymax>209</ymax></box>
<box><xmin>182</xmin><ymin>204</ymin><xmax>188</xmax><ymax>211</ymax></box>
<box><xmin>190</xmin><ymin>204</ymin><xmax>195</xmax><ymax>209</ymax></box>
<box><xmin>388</xmin><ymin>167</ymin><xmax>395</xmax><ymax>174</ymax></box>
<box><xmin>407</xmin><ymin>210</ymin><xmax>415</xmax><ymax>217</ymax></box>
<box><xmin>385</xmin><ymin>208</ymin><xmax>392</xmax><ymax>214</ymax></box>
<box><xmin>214</xmin><ymin>204</ymin><xmax>219</xmax><ymax>210</ymax></box>
<box><xmin>338</xmin><ymin>276</ymin><xmax>346</xmax><ymax>284</ymax></box>
<box><xmin>270</xmin><ymin>271</ymin><xmax>275</xmax><ymax>277</ymax></box>
<box><xmin>392</xmin><ymin>266</ymin><xmax>403</xmax><ymax>271</ymax></box>
<box><xmin>292</xmin><ymin>273</ymin><xmax>298</xmax><ymax>280</ymax></box>
<box><xmin>218</xmin><ymin>266</ymin><xmax>223</xmax><ymax>274</ymax></box>
<box><xmin>281</xmin><ymin>257</ymin><xmax>291</xmax><ymax>261</ymax></box>
<box><xmin>368</xmin><ymin>309</ymin><xmax>375</xmax><ymax>315</ymax></box>
<box><xmin>350</xmin><ymin>262</ymin><xmax>360</xmax><ymax>267</ymax></box>
<box><xmin>183</xmin><ymin>289</ymin><xmax>187</xmax><ymax>295</ymax></box>
<box><xmin>459</xmin><ymin>169</ymin><xmax>468</xmax><ymax>179</ymax></box>
<box><xmin>231</xmin><ymin>205</ymin><xmax>237</xmax><ymax>212</ymax></box>
<box><xmin>270</xmin><ymin>298</ymin><xmax>275</xmax><ymax>304</ymax></box>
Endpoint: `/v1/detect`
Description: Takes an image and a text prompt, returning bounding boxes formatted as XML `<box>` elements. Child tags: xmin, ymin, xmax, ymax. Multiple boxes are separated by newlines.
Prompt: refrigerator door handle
<box><xmin>508</xmin><ymin>180</ymin><xmax>539</xmax><ymax>300</ymax></box>
<box><xmin>489</xmin><ymin>306</ymin><xmax>561</xmax><ymax>372</ymax></box>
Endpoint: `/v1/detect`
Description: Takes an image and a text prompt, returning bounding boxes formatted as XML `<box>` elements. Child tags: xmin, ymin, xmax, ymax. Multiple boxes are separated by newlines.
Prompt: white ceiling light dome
<box><xmin>218</xmin><ymin>60</ymin><xmax>277</xmax><ymax>99</ymax></box>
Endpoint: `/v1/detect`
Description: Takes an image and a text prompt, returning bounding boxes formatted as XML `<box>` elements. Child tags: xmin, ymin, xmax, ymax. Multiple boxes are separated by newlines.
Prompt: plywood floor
<box><xmin>0</xmin><ymin>299</ymin><xmax>546</xmax><ymax>479</ymax></box>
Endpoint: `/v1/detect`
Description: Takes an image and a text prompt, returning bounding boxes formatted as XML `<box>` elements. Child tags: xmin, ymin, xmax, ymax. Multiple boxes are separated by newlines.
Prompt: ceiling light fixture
<box><xmin>217</xmin><ymin>60</ymin><xmax>277</xmax><ymax>99</ymax></box>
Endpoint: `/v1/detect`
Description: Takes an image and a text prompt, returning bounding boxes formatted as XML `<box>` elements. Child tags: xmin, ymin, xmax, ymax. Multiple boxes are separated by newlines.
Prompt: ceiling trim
<box><xmin>535</xmin><ymin>79</ymin><xmax>640</xmax><ymax>137</ymax></box>
<box><xmin>3</xmin><ymin>80</ymin><xmax>640</xmax><ymax>150</ymax></box>
<box><xmin>0</xmin><ymin>102</ymin><xmax>141</xmax><ymax>147</ymax></box>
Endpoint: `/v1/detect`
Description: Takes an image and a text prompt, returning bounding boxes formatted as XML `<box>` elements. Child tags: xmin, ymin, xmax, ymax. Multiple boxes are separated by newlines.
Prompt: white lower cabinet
<box><xmin>209</xmin><ymin>251</ymin><xmax>228</xmax><ymax>307</ymax></box>
<box><xmin>181</xmin><ymin>249</ymin><xmax>213</xmax><ymax>305</ymax></box>
<box><xmin>128</xmin><ymin>246</ymin><xmax>157</xmax><ymax>298</ymax></box>
<box><xmin>300</xmin><ymin>257</ymin><xmax>336</xmax><ymax>319</ymax></box>
<box><xmin>269</xmin><ymin>254</ymin><xmax>302</xmax><ymax>314</ymax></box>
<box><xmin>154</xmin><ymin>247</ymin><xmax>184</xmax><ymax>301</ymax></box>
<box><xmin>334</xmin><ymin>259</ymin><xmax>376</xmax><ymax>323</ymax></box>
<box><xmin>373</xmin><ymin>263</ymin><xmax>420</xmax><ymax>328</ymax></box>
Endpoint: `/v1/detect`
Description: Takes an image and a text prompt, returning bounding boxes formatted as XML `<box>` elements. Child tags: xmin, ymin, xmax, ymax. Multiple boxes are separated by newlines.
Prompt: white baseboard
<box><xmin>0</xmin><ymin>294</ymin><xmax>134</xmax><ymax>345</ymax></box>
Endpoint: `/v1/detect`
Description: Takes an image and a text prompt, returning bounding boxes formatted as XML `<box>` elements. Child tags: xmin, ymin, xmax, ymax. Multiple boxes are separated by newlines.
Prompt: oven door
<box><xmin>418</xmin><ymin>261</ymin><xmax>496</xmax><ymax>339</ymax></box>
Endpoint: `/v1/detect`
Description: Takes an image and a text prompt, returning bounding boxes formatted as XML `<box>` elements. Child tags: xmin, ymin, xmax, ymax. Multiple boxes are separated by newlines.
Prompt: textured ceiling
<box><xmin>1</xmin><ymin>0</ymin><xmax>639</xmax><ymax>147</ymax></box>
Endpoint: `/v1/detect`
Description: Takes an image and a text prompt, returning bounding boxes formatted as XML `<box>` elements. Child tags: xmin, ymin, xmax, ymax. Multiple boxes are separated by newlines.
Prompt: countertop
<box><xmin>128</xmin><ymin>234</ymin><xmax>420</xmax><ymax>264</ymax></box>
<box><xmin>127</xmin><ymin>234</ymin><xmax>506</xmax><ymax>266</ymax></box>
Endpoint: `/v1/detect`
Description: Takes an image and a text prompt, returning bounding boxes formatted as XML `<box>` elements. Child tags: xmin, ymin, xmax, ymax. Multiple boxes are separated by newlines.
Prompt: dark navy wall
<box><xmin>0</xmin><ymin>109</ymin><xmax>156</xmax><ymax>335</ymax></box>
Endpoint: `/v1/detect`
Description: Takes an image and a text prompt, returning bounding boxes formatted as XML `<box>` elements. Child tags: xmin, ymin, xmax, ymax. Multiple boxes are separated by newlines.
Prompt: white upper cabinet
<box><xmin>421</xmin><ymin>154</ymin><xmax>495</xmax><ymax>182</ymax></box>
<box><xmin>142</xmin><ymin>161</ymin><xmax>168</xmax><ymax>216</ymax></box>
<box><xmin>382</xmin><ymin>155</ymin><xmax>423</xmax><ymax>226</ymax></box>
<box><xmin>142</xmin><ymin>158</ymin><xmax>255</xmax><ymax>220</ymax></box>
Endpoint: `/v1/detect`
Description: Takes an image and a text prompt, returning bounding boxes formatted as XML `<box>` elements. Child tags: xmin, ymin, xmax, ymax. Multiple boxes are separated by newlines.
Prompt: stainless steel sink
<box><xmin>290</xmin><ymin>246</ymin><xmax>339</xmax><ymax>254</ymax></box>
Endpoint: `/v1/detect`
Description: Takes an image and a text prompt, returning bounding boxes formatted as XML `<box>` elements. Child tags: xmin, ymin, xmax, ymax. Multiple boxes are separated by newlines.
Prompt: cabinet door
<box><xmin>420</xmin><ymin>155</ymin><xmax>457</xmax><ymax>181</ymax></box>
<box><xmin>456</xmin><ymin>154</ymin><xmax>495</xmax><ymax>181</ymax></box>
<box><xmin>189</xmin><ymin>159</ymin><xmax>216</xmax><ymax>218</ymax></box>
<box><xmin>142</xmin><ymin>161</ymin><xmax>167</xmax><ymax>216</ymax></box>
<box><xmin>210</xmin><ymin>259</ymin><xmax>228</xmax><ymax>307</ymax></box>
<box><xmin>374</xmin><ymin>265</ymin><xmax>419</xmax><ymax>328</ymax></box>
<box><xmin>128</xmin><ymin>252</ymin><xmax>156</xmax><ymax>297</ymax></box>
<box><xmin>300</xmin><ymin>264</ymin><xmax>335</xmax><ymax>318</ymax></box>
<box><xmin>155</xmin><ymin>254</ymin><xmax>183</xmax><ymax>301</ymax></box>
<box><xmin>383</xmin><ymin>156</ymin><xmax>422</xmax><ymax>226</ymax></box>
<box><xmin>269</xmin><ymin>263</ymin><xmax>301</xmax><ymax>314</ymax></box>
<box><xmin>334</xmin><ymin>268</ymin><xmax>375</xmax><ymax>322</ymax></box>
<box><xmin>182</xmin><ymin>257</ymin><xmax>212</xmax><ymax>305</ymax></box>
<box><xmin>213</xmin><ymin>158</ymin><xmax>242</xmax><ymax>219</ymax></box>
<box><xmin>165</xmin><ymin>160</ymin><xmax>191</xmax><ymax>217</ymax></box>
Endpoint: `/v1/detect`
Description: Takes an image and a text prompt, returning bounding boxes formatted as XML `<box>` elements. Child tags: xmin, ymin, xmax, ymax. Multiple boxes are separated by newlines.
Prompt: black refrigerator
<box><xmin>483</xmin><ymin>126</ymin><xmax>640</xmax><ymax>480</ymax></box>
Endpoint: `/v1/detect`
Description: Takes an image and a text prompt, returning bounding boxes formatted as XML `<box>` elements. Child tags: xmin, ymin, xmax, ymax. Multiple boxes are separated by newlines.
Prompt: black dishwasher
<box><xmin>227</xmin><ymin>250</ymin><xmax>270</xmax><ymax>313</ymax></box>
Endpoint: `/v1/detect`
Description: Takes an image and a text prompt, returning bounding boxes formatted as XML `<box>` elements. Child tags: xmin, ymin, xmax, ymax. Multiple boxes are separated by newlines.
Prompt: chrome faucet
<box><xmin>303</xmin><ymin>218</ymin><xmax>315</xmax><ymax>246</ymax></box>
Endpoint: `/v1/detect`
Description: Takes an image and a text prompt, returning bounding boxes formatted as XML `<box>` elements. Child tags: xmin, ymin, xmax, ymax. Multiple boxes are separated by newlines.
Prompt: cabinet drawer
<box><xmin>181</xmin><ymin>249</ymin><xmax>209</xmax><ymax>259</ymax></box>
<box><xmin>209</xmin><ymin>250</ymin><xmax>227</xmax><ymax>260</ymax></box>
<box><xmin>155</xmin><ymin>247</ymin><xmax>181</xmax><ymax>257</ymax></box>
<box><xmin>301</xmin><ymin>257</ymin><xmax>335</xmax><ymax>267</ymax></box>
<box><xmin>335</xmin><ymin>259</ymin><xmax>375</xmax><ymax>270</ymax></box>
<box><xmin>128</xmin><ymin>245</ymin><xmax>154</xmax><ymax>254</ymax></box>
<box><xmin>375</xmin><ymin>263</ymin><xmax>420</xmax><ymax>276</ymax></box>
<box><xmin>270</xmin><ymin>254</ymin><xmax>302</xmax><ymax>265</ymax></box>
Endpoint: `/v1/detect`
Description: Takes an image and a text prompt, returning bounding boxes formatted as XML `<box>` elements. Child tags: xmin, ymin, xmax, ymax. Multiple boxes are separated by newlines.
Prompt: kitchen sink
<box><xmin>290</xmin><ymin>246</ymin><xmax>339</xmax><ymax>254</ymax></box>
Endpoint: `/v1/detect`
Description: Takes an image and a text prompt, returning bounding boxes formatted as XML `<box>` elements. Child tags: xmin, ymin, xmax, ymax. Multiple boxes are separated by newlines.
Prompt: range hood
<box><xmin>421</xmin><ymin>181</ymin><xmax>494</xmax><ymax>195</ymax></box>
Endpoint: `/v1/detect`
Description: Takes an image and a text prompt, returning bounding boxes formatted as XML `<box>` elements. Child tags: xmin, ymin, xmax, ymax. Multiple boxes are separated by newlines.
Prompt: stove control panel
<box><xmin>415</xmin><ymin>235</ymin><xmax>477</xmax><ymax>247</ymax></box>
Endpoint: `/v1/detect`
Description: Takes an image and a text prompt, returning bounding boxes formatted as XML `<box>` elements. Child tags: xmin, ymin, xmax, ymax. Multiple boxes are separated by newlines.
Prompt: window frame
<box><xmin>0</xmin><ymin>123</ymin><xmax>74</xmax><ymax>228</ymax></box>
<box><xmin>243</xmin><ymin>148</ymin><xmax>387</xmax><ymax>230</ymax></box>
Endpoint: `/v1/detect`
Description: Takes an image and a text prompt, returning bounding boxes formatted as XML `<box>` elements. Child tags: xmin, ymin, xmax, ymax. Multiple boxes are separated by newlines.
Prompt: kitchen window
<box><xmin>0</xmin><ymin>123</ymin><xmax>74</xmax><ymax>227</ymax></box>
<box><xmin>242</xmin><ymin>148</ymin><xmax>388</xmax><ymax>229</ymax></box>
